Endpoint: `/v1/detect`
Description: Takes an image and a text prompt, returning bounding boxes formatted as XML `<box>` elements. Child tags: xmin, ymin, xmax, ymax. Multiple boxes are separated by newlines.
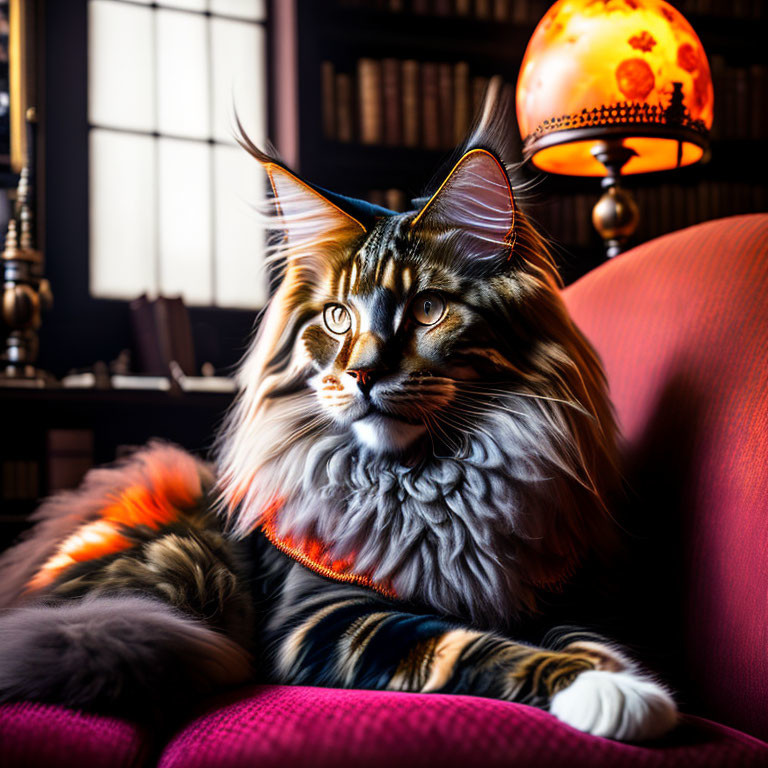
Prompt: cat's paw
<box><xmin>549</xmin><ymin>670</ymin><xmax>678</xmax><ymax>741</ymax></box>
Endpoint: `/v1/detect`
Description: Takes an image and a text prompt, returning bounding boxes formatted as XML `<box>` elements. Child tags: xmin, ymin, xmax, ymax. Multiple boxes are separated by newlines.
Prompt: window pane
<box><xmin>211</xmin><ymin>18</ymin><xmax>266</xmax><ymax>145</ymax></box>
<box><xmin>90</xmin><ymin>130</ymin><xmax>157</xmax><ymax>299</ymax></box>
<box><xmin>213</xmin><ymin>145</ymin><xmax>267</xmax><ymax>309</ymax></box>
<box><xmin>158</xmin><ymin>138</ymin><xmax>212</xmax><ymax>305</ymax></box>
<box><xmin>210</xmin><ymin>0</ymin><xmax>266</xmax><ymax>21</ymax></box>
<box><xmin>156</xmin><ymin>10</ymin><xmax>209</xmax><ymax>139</ymax></box>
<box><xmin>88</xmin><ymin>1</ymin><xmax>155</xmax><ymax>131</ymax></box>
<box><xmin>158</xmin><ymin>0</ymin><xmax>207</xmax><ymax>10</ymax></box>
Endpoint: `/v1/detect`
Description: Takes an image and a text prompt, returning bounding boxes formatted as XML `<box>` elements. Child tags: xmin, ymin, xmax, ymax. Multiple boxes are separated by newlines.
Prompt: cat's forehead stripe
<box><xmin>401</xmin><ymin>267</ymin><xmax>413</xmax><ymax>293</ymax></box>
<box><xmin>380</xmin><ymin>257</ymin><xmax>397</xmax><ymax>292</ymax></box>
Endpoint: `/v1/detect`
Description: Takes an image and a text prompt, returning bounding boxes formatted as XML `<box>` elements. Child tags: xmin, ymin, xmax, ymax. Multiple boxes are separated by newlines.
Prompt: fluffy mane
<box><xmin>215</xmin><ymin>83</ymin><xmax>620</xmax><ymax>629</ymax></box>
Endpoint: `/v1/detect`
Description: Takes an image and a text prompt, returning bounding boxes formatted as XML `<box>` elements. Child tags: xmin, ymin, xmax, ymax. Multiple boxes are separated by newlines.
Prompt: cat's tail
<box><xmin>0</xmin><ymin>594</ymin><xmax>251</xmax><ymax>718</ymax></box>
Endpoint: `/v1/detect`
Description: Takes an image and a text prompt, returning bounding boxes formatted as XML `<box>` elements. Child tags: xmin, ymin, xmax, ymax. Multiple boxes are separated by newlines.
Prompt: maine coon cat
<box><xmin>0</xmin><ymin>89</ymin><xmax>676</xmax><ymax>740</ymax></box>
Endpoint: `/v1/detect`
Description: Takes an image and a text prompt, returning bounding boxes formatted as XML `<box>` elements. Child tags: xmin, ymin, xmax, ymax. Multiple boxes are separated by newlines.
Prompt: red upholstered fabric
<box><xmin>563</xmin><ymin>214</ymin><xmax>768</xmax><ymax>741</ymax></box>
<box><xmin>0</xmin><ymin>701</ymin><xmax>147</xmax><ymax>768</ymax></box>
<box><xmin>159</xmin><ymin>685</ymin><xmax>768</xmax><ymax>768</ymax></box>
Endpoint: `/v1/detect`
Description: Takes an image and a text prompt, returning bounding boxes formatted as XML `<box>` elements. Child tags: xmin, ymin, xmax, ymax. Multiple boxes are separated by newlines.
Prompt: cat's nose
<box><xmin>346</xmin><ymin>367</ymin><xmax>383</xmax><ymax>395</ymax></box>
<box><xmin>346</xmin><ymin>332</ymin><xmax>387</xmax><ymax>395</ymax></box>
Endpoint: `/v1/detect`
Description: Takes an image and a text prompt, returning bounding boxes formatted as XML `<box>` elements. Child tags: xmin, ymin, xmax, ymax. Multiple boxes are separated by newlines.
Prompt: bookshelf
<box><xmin>276</xmin><ymin>0</ymin><xmax>766</xmax><ymax>283</ymax></box>
<box><xmin>0</xmin><ymin>388</ymin><xmax>233</xmax><ymax>552</ymax></box>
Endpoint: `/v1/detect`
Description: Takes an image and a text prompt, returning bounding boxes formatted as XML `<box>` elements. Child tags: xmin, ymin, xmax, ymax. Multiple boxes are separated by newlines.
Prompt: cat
<box><xmin>0</xmin><ymin>86</ymin><xmax>676</xmax><ymax>740</ymax></box>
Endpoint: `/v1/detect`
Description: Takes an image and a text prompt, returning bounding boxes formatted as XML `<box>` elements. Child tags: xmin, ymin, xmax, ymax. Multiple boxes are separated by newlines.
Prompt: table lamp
<box><xmin>516</xmin><ymin>0</ymin><xmax>713</xmax><ymax>257</ymax></box>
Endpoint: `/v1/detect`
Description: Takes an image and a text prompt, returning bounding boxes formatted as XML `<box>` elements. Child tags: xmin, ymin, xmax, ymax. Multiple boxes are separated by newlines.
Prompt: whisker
<box><xmin>424</xmin><ymin>411</ymin><xmax>467</xmax><ymax>459</ymax></box>
<box><xmin>451</xmin><ymin>394</ymin><xmax>529</xmax><ymax>421</ymax></box>
<box><xmin>437</xmin><ymin>410</ymin><xmax>498</xmax><ymax>449</ymax></box>
<box><xmin>452</xmin><ymin>382</ymin><xmax>591</xmax><ymax>416</ymax></box>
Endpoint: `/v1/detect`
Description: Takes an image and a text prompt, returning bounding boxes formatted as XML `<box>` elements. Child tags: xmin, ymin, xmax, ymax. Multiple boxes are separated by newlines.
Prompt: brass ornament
<box><xmin>1</xmin><ymin>112</ymin><xmax>51</xmax><ymax>385</ymax></box>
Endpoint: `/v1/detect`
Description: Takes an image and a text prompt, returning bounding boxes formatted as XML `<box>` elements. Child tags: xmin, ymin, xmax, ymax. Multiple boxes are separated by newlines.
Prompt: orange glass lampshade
<box><xmin>516</xmin><ymin>0</ymin><xmax>714</xmax><ymax>176</ymax></box>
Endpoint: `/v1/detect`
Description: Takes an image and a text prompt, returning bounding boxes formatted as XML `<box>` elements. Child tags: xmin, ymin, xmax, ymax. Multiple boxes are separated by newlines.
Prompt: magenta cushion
<box><xmin>159</xmin><ymin>685</ymin><xmax>768</xmax><ymax>768</ymax></box>
<box><xmin>563</xmin><ymin>214</ymin><xmax>768</xmax><ymax>740</ymax></box>
<box><xmin>0</xmin><ymin>701</ymin><xmax>147</xmax><ymax>768</ymax></box>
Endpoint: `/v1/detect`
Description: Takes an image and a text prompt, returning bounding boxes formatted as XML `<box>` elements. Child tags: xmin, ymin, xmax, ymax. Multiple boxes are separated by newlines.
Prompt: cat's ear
<box><xmin>236</xmin><ymin>132</ymin><xmax>366</xmax><ymax>276</ymax></box>
<box><xmin>411</xmin><ymin>148</ymin><xmax>516</xmax><ymax>270</ymax></box>
<box><xmin>263</xmin><ymin>163</ymin><xmax>366</xmax><ymax>250</ymax></box>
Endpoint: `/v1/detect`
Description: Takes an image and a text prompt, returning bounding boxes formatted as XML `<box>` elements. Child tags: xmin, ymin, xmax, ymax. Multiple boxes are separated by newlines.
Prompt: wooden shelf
<box><xmin>0</xmin><ymin>386</ymin><xmax>233</xmax><ymax>408</ymax></box>
<box><xmin>314</xmin><ymin>8</ymin><xmax>534</xmax><ymax>68</ymax></box>
<box><xmin>305</xmin><ymin>141</ymin><xmax>453</xmax><ymax>196</ymax></box>
<box><xmin>0</xmin><ymin>386</ymin><xmax>234</xmax><ymax>551</ymax></box>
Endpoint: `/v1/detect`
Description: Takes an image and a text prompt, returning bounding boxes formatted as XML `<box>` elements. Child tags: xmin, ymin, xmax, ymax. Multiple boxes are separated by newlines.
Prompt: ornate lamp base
<box><xmin>0</xmin><ymin>240</ymin><xmax>52</xmax><ymax>387</ymax></box>
<box><xmin>590</xmin><ymin>140</ymin><xmax>640</xmax><ymax>259</ymax></box>
<box><xmin>1</xmin><ymin>112</ymin><xmax>52</xmax><ymax>387</ymax></box>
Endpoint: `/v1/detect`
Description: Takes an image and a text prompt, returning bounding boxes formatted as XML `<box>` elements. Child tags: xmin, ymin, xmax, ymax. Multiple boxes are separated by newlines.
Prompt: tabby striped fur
<box><xmin>0</xmin><ymin>444</ymin><xmax>252</xmax><ymax>717</ymax></box>
<box><xmin>0</xmin><ymin>84</ymin><xmax>677</xmax><ymax>740</ymax></box>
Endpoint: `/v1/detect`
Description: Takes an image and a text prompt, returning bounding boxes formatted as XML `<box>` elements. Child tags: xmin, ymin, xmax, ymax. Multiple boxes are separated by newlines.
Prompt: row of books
<box><xmin>530</xmin><ymin>180</ymin><xmax>766</xmax><ymax>250</ymax></box>
<box><xmin>709</xmin><ymin>59</ymin><xmax>765</xmax><ymax>142</ymax></box>
<box><xmin>322</xmin><ymin>58</ymin><xmax>515</xmax><ymax>151</ymax></box>
<box><xmin>632</xmin><ymin>181</ymin><xmax>767</xmax><ymax>244</ymax></box>
<box><xmin>526</xmin><ymin>193</ymin><xmax>597</xmax><ymax>251</ymax></box>
<box><xmin>368</xmin><ymin>181</ymin><xmax>766</xmax><ymax>251</ymax></box>
<box><xmin>337</xmin><ymin>0</ymin><xmax>764</xmax><ymax>20</ymax></box>
<box><xmin>0</xmin><ymin>429</ymin><xmax>94</xmax><ymax>506</ymax></box>
<box><xmin>322</xmin><ymin>57</ymin><xmax>763</xmax><ymax>151</ymax></box>
<box><xmin>1</xmin><ymin>459</ymin><xmax>39</xmax><ymax>502</ymax></box>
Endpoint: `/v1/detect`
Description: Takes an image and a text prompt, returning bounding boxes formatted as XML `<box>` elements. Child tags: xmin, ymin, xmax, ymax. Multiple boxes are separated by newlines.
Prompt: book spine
<box><xmin>734</xmin><ymin>67</ymin><xmax>748</xmax><ymax>144</ymax></box>
<box><xmin>474</xmin><ymin>0</ymin><xmax>491</xmax><ymax>18</ymax></box>
<box><xmin>358</xmin><ymin>58</ymin><xmax>383</xmax><ymax>145</ymax></box>
<box><xmin>382</xmin><ymin>58</ymin><xmax>402</xmax><ymax>146</ymax></box>
<box><xmin>402</xmin><ymin>60</ymin><xmax>420</xmax><ymax>147</ymax></box>
<box><xmin>46</xmin><ymin>430</ymin><xmax>94</xmax><ymax>493</ymax></box>
<box><xmin>322</xmin><ymin>61</ymin><xmax>336</xmax><ymax>139</ymax></box>
<box><xmin>471</xmin><ymin>75</ymin><xmax>489</xmax><ymax>119</ymax></box>
<box><xmin>385</xmin><ymin>188</ymin><xmax>406</xmax><ymax>211</ymax></box>
<box><xmin>709</xmin><ymin>55</ymin><xmax>725</xmax><ymax>141</ymax></box>
<box><xmin>493</xmin><ymin>0</ymin><xmax>509</xmax><ymax>21</ymax></box>
<box><xmin>437</xmin><ymin>61</ymin><xmax>455</xmax><ymax>149</ymax></box>
<box><xmin>453</xmin><ymin>61</ymin><xmax>470</xmax><ymax>145</ymax></box>
<box><xmin>512</xmin><ymin>0</ymin><xmax>529</xmax><ymax>23</ymax></box>
<box><xmin>421</xmin><ymin>62</ymin><xmax>440</xmax><ymax>149</ymax></box>
<box><xmin>751</xmin><ymin>65</ymin><xmax>764</xmax><ymax>140</ymax></box>
<box><xmin>335</xmin><ymin>73</ymin><xmax>354</xmax><ymax>142</ymax></box>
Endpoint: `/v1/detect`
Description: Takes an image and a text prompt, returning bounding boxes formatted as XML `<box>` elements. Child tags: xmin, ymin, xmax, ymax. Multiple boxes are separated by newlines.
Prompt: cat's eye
<box><xmin>411</xmin><ymin>292</ymin><xmax>446</xmax><ymax>326</ymax></box>
<box><xmin>323</xmin><ymin>303</ymin><xmax>351</xmax><ymax>334</ymax></box>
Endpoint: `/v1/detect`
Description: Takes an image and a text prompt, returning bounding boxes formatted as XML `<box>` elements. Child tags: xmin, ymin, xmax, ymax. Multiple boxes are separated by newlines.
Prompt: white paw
<box><xmin>550</xmin><ymin>670</ymin><xmax>678</xmax><ymax>741</ymax></box>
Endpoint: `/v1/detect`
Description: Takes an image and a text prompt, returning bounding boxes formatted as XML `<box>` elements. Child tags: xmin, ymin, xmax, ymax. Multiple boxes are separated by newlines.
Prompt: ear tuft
<box><xmin>411</xmin><ymin>148</ymin><xmax>516</xmax><ymax>269</ymax></box>
<box><xmin>234</xmin><ymin>118</ymin><xmax>365</xmax><ymax>274</ymax></box>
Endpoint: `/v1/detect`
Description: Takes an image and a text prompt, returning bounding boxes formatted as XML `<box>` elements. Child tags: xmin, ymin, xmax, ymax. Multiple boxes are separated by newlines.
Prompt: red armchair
<box><xmin>2</xmin><ymin>215</ymin><xmax>767</xmax><ymax>767</ymax></box>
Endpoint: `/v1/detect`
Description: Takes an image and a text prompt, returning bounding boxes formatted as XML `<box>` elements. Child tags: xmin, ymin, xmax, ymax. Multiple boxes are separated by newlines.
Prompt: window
<box><xmin>87</xmin><ymin>0</ymin><xmax>268</xmax><ymax>310</ymax></box>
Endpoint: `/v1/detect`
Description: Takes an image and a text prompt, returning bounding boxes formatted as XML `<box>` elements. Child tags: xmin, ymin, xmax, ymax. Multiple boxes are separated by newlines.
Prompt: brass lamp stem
<box><xmin>590</xmin><ymin>139</ymin><xmax>640</xmax><ymax>259</ymax></box>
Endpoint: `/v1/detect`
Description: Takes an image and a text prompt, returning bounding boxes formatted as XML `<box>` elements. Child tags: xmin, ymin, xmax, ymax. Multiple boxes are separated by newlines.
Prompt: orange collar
<box><xmin>259</xmin><ymin>499</ymin><xmax>397</xmax><ymax>599</ymax></box>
